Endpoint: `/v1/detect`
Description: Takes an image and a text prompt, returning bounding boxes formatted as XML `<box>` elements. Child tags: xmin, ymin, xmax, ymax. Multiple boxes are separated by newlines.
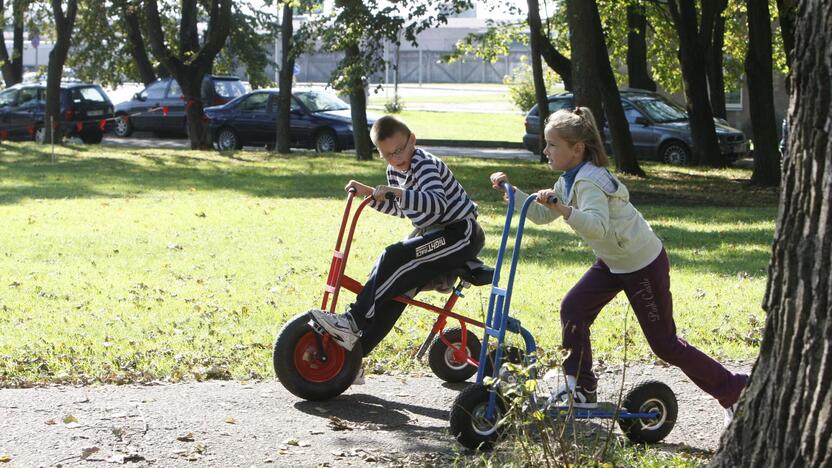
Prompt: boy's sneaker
<box><xmin>308</xmin><ymin>309</ymin><xmax>361</xmax><ymax>352</ymax></box>
<box><xmin>548</xmin><ymin>384</ymin><xmax>598</xmax><ymax>408</ymax></box>
<box><xmin>723</xmin><ymin>402</ymin><xmax>739</xmax><ymax>428</ymax></box>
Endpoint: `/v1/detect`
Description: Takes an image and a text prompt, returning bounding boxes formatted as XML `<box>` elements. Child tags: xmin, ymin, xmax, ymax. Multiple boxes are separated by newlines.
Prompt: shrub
<box><xmin>503</xmin><ymin>56</ymin><xmax>562</xmax><ymax>112</ymax></box>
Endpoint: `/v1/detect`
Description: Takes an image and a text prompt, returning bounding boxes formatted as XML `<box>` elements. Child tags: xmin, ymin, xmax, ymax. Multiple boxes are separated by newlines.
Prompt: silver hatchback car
<box><xmin>522</xmin><ymin>89</ymin><xmax>749</xmax><ymax>165</ymax></box>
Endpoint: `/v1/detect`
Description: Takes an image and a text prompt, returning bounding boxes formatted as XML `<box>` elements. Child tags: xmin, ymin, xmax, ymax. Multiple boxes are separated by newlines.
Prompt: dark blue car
<box><xmin>204</xmin><ymin>89</ymin><xmax>375</xmax><ymax>152</ymax></box>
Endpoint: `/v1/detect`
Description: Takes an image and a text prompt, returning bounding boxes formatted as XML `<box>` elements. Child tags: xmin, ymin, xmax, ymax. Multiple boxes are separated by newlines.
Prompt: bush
<box><xmin>503</xmin><ymin>56</ymin><xmax>562</xmax><ymax>112</ymax></box>
<box><xmin>384</xmin><ymin>95</ymin><xmax>405</xmax><ymax>113</ymax></box>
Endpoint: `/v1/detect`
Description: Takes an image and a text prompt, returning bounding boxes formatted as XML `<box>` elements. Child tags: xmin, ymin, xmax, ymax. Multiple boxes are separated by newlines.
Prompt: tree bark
<box><xmin>701</xmin><ymin>0</ymin><xmax>728</xmax><ymax>119</ymax></box>
<box><xmin>145</xmin><ymin>0</ymin><xmax>232</xmax><ymax>150</ymax></box>
<box><xmin>566</xmin><ymin>0</ymin><xmax>602</xmax><ymax>124</ymax></box>
<box><xmin>539</xmin><ymin>39</ymin><xmax>572</xmax><ymax>91</ymax></box>
<box><xmin>746</xmin><ymin>0</ymin><xmax>780</xmax><ymax>187</ymax></box>
<box><xmin>626</xmin><ymin>2</ymin><xmax>656</xmax><ymax>92</ymax></box>
<box><xmin>527</xmin><ymin>0</ymin><xmax>549</xmax><ymax>162</ymax></box>
<box><xmin>709</xmin><ymin>1</ymin><xmax>832</xmax><ymax>465</ymax></box>
<box><xmin>593</xmin><ymin>1</ymin><xmax>644</xmax><ymax>176</ymax></box>
<box><xmin>667</xmin><ymin>0</ymin><xmax>722</xmax><ymax>166</ymax></box>
<box><xmin>119</xmin><ymin>0</ymin><xmax>156</xmax><ymax>85</ymax></box>
<box><xmin>345</xmin><ymin>43</ymin><xmax>372</xmax><ymax>161</ymax></box>
<box><xmin>775</xmin><ymin>0</ymin><xmax>796</xmax><ymax>68</ymax></box>
<box><xmin>44</xmin><ymin>0</ymin><xmax>78</xmax><ymax>145</ymax></box>
<box><xmin>275</xmin><ymin>2</ymin><xmax>294</xmax><ymax>154</ymax></box>
<box><xmin>0</xmin><ymin>0</ymin><xmax>25</xmax><ymax>87</ymax></box>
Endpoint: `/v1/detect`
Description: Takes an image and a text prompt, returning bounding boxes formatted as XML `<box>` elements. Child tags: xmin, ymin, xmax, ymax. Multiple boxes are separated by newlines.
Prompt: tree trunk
<box><xmin>0</xmin><ymin>0</ymin><xmax>25</xmax><ymax>87</ymax></box>
<box><xmin>44</xmin><ymin>0</ymin><xmax>78</xmax><ymax>145</ymax></box>
<box><xmin>709</xmin><ymin>1</ymin><xmax>832</xmax><ymax>465</ymax></box>
<box><xmin>701</xmin><ymin>0</ymin><xmax>728</xmax><ymax>119</ymax></box>
<box><xmin>527</xmin><ymin>0</ymin><xmax>549</xmax><ymax>162</ymax></box>
<box><xmin>145</xmin><ymin>0</ymin><xmax>231</xmax><ymax>150</ymax></box>
<box><xmin>539</xmin><ymin>39</ymin><xmax>572</xmax><ymax>92</ymax></box>
<box><xmin>345</xmin><ymin>43</ymin><xmax>372</xmax><ymax>161</ymax></box>
<box><xmin>626</xmin><ymin>2</ymin><xmax>656</xmax><ymax>92</ymax></box>
<box><xmin>668</xmin><ymin>0</ymin><xmax>722</xmax><ymax>167</ymax></box>
<box><xmin>746</xmin><ymin>0</ymin><xmax>780</xmax><ymax>187</ymax></box>
<box><xmin>275</xmin><ymin>2</ymin><xmax>294</xmax><ymax>154</ymax></box>
<box><xmin>566</xmin><ymin>0</ymin><xmax>602</xmax><ymax>125</ymax></box>
<box><xmin>593</xmin><ymin>1</ymin><xmax>644</xmax><ymax>176</ymax></box>
<box><xmin>775</xmin><ymin>0</ymin><xmax>796</xmax><ymax>68</ymax></box>
<box><xmin>120</xmin><ymin>0</ymin><xmax>156</xmax><ymax>85</ymax></box>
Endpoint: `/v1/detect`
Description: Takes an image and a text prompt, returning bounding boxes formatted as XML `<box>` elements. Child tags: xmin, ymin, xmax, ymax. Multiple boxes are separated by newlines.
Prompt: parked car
<box><xmin>113</xmin><ymin>75</ymin><xmax>246</xmax><ymax>137</ymax></box>
<box><xmin>204</xmin><ymin>88</ymin><xmax>376</xmax><ymax>152</ymax></box>
<box><xmin>522</xmin><ymin>88</ymin><xmax>749</xmax><ymax>165</ymax></box>
<box><xmin>0</xmin><ymin>81</ymin><xmax>114</xmax><ymax>144</ymax></box>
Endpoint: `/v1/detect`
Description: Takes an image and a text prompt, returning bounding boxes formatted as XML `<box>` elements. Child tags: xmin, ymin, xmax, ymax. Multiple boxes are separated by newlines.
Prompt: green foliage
<box><xmin>503</xmin><ymin>56</ymin><xmax>563</xmax><ymax>112</ymax></box>
<box><xmin>442</xmin><ymin>19</ymin><xmax>529</xmax><ymax>64</ymax></box>
<box><xmin>383</xmin><ymin>95</ymin><xmax>405</xmax><ymax>113</ymax></box>
<box><xmin>214</xmin><ymin>5</ymin><xmax>278</xmax><ymax>89</ymax></box>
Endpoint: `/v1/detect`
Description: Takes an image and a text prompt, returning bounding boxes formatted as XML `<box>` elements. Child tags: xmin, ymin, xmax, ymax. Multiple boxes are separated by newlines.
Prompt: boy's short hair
<box><xmin>371</xmin><ymin>115</ymin><xmax>411</xmax><ymax>144</ymax></box>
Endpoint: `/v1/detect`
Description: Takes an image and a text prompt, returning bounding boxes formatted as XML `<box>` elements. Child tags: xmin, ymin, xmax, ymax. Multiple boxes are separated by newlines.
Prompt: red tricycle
<box><xmin>273</xmin><ymin>189</ymin><xmax>494</xmax><ymax>401</ymax></box>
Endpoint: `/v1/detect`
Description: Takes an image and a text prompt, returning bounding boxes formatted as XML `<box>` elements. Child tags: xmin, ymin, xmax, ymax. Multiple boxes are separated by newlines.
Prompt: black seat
<box><xmin>451</xmin><ymin>258</ymin><xmax>494</xmax><ymax>286</ymax></box>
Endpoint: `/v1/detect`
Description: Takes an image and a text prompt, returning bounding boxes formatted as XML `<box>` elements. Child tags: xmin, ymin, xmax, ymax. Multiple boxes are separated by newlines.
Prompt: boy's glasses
<box><xmin>379</xmin><ymin>133</ymin><xmax>412</xmax><ymax>160</ymax></box>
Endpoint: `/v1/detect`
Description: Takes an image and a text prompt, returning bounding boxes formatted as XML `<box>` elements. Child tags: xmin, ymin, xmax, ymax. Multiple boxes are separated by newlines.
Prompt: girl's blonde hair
<box><xmin>544</xmin><ymin>106</ymin><xmax>610</xmax><ymax>167</ymax></box>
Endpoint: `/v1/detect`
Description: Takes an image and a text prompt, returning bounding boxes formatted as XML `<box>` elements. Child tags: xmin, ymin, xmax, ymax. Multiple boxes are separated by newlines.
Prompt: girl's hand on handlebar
<box><xmin>345</xmin><ymin>180</ymin><xmax>373</xmax><ymax>198</ymax></box>
<box><xmin>535</xmin><ymin>189</ymin><xmax>559</xmax><ymax>206</ymax></box>
<box><xmin>490</xmin><ymin>172</ymin><xmax>510</xmax><ymax>191</ymax></box>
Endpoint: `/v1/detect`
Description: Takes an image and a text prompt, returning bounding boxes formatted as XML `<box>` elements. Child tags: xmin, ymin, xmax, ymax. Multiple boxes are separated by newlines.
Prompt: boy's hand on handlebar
<box><xmin>372</xmin><ymin>185</ymin><xmax>402</xmax><ymax>202</ymax></box>
<box><xmin>345</xmin><ymin>180</ymin><xmax>373</xmax><ymax>198</ymax></box>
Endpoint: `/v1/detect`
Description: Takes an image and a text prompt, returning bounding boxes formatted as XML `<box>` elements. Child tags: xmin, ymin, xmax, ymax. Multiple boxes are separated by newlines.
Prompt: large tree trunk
<box><xmin>667</xmin><ymin>0</ymin><xmax>722</xmax><ymax>167</ymax></box>
<box><xmin>701</xmin><ymin>0</ymin><xmax>728</xmax><ymax>119</ymax></box>
<box><xmin>145</xmin><ymin>0</ymin><xmax>231</xmax><ymax>150</ymax></box>
<box><xmin>746</xmin><ymin>0</ymin><xmax>780</xmax><ymax>187</ymax></box>
<box><xmin>120</xmin><ymin>0</ymin><xmax>156</xmax><ymax>85</ymax></box>
<box><xmin>44</xmin><ymin>0</ymin><xmax>78</xmax><ymax>145</ymax></box>
<box><xmin>0</xmin><ymin>0</ymin><xmax>25</xmax><ymax>87</ymax></box>
<box><xmin>345</xmin><ymin>43</ymin><xmax>372</xmax><ymax>161</ymax></box>
<box><xmin>527</xmin><ymin>0</ymin><xmax>549</xmax><ymax>162</ymax></box>
<box><xmin>275</xmin><ymin>2</ymin><xmax>294</xmax><ymax>154</ymax></box>
<box><xmin>566</xmin><ymin>0</ymin><xmax>602</xmax><ymax>124</ymax></box>
<box><xmin>593</xmin><ymin>1</ymin><xmax>644</xmax><ymax>177</ymax></box>
<box><xmin>626</xmin><ymin>2</ymin><xmax>656</xmax><ymax>91</ymax></box>
<box><xmin>709</xmin><ymin>1</ymin><xmax>832</xmax><ymax>465</ymax></box>
<box><xmin>775</xmin><ymin>0</ymin><xmax>796</xmax><ymax>69</ymax></box>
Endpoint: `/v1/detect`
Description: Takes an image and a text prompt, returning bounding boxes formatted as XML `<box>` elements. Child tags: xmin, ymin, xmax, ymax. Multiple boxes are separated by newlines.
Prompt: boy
<box><xmin>310</xmin><ymin>115</ymin><xmax>485</xmax><ymax>359</ymax></box>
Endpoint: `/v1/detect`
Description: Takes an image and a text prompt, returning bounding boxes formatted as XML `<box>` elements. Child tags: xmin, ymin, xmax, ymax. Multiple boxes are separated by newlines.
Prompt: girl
<box><xmin>490</xmin><ymin>107</ymin><xmax>747</xmax><ymax>426</ymax></box>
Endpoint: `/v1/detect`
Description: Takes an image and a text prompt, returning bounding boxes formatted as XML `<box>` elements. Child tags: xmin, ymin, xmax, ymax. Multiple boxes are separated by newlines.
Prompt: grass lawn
<box><xmin>0</xmin><ymin>142</ymin><xmax>777</xmax><ymax>388</ymax></box>
<box><xmin>393</xmin><ymin>110</ymin><xmax>526</xmax><ymax>142</ymax></box>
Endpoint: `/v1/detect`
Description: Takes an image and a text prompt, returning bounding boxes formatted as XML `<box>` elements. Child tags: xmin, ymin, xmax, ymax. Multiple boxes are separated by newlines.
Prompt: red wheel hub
<box><xmin>293</xmin><ymin>331</ymin><xmax>346</xmax><ymax>383</ymax></box>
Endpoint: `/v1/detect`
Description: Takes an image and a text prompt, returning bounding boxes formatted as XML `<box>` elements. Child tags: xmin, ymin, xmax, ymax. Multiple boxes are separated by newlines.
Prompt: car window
<box><xmin>548</xmin><ymin>99</ymin><xmax>572</xmax><ymax>114</ymax></box>
<box><xmin>294</xmin><ymin>91</ymin><xmax>349</xmax><ymax>112</ymax></box>
<box><xmin>630</xmin><ymin>96</ymin><xmax>687</xmax><ymax>123</ymax></box>
<box><xmin>69</xmin><ymin>86</ymin><xmax>108</xmax><ymax>104</ymax></box>
<box><xmin>622</xmin><ymin>102</ymin><xmax>644</xmax><ymax>124</ymax></box>
<box><xmin>17</xmin><ymin>87</ymin><xmax>43</xmax><ymax>107</ymax></box>
<box><xmin>237</xmin><ymin>93</ymin><xmax>270</xmax><ymax>112</ymax></box>
<box><xmin>167</xmin><ymin>80</ymin><xmax>183</xmax><ymax>99</ymax></box>
<box><xmin>210</xmin><ymin>79</ymin><xmax>246</xmax><ymax>99</ymax></box>
<box><xmin>0</xmin><ymin>89</ymin><xmax>19</xmax><ymax>107</ymax></box>
<box><xmin>140</xmin><ymin>81</ymin><xmax>168</xmax><ymax>100</ymax></box>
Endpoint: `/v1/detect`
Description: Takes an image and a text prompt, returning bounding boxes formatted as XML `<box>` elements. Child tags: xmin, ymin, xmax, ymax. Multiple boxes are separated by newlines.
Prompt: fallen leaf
<box><xmin>0</xmin><ymin>455</ymin><xmax>11</xmax><ymax>463</ymax></box>
<box><xmin>80</xmin><ymin>446</ymin><xmax>100</xmax><ymax>460</ymax></box>
<box><xmin>177</xmin><ymin>432</ymin><xmax>195</xmax><ymax>442</ymax></box>
<box><xmin>45</xmin><ymin>419</ymin><xmax>57</xmax><ymax>425</ymax></box>
<box><xmin>285</xmin><ymin>438</ymin><xmax>299</xmax><ymax>446</ymax></box>
<box><xmin>327</xmin><ymin>416</ymin><xmax>354</xmax><ymax>431</ymax></box>
<box><xmin>225</xmin><ymin>416</ymin><xmax>236</xmax><ymax>424</ymax></box>
<box><xmin>62</xmin><ymin>414</ymin><xmax>78</xmax><ymax>424</ymax></box>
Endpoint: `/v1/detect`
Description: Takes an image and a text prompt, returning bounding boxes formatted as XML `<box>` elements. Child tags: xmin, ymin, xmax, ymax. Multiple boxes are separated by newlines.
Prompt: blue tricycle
<box><xmin>449</xmin><ymin>183</ymin><xmax>678</xmax><ymax>450</ymax></box>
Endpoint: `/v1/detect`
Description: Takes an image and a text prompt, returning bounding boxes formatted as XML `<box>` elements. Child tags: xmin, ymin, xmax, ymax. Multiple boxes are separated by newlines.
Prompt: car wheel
<box><xmin>659</xmin><ymin>140</ymin><xmax>691</xmax><ymax>165</ymax></box>
<box><xmin>80</xmin><ymin>131</ymin><xmax>103</xmax><ymax>144</ymax></box>
<box><xmin>216</xmin><ymin>127</ymin><xmax>242</xmax><ymax>151</ymax></box>
<box><xmin>314</xmin><ymin>129</ymin><xmax>338</xmax><ymax>153</ymax></box>
<box><xmin>114</xmin><ymin>114</ymin><xmax>133</xmax><ymax>137</ymax></box>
